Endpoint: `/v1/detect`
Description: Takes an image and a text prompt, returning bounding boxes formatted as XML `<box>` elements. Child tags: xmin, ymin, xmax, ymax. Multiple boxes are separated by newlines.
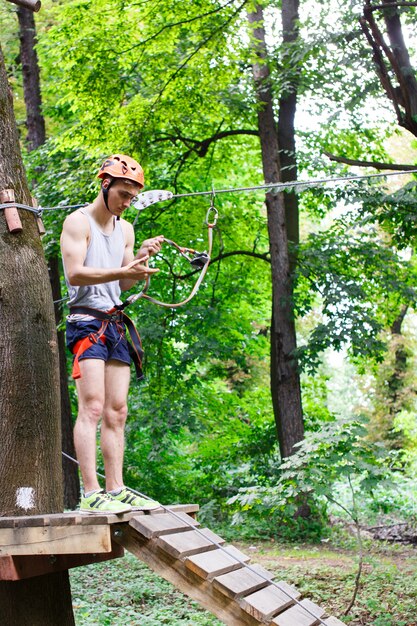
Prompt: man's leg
<box><xmin>101</xmin><ymin>360</ymin><xmax>131</xmax><ymax>492</ymax></box>
<box><xmin>73</xmin><ymin>359</ymin><xmax>105</xmax><ymax>493</ymax></box>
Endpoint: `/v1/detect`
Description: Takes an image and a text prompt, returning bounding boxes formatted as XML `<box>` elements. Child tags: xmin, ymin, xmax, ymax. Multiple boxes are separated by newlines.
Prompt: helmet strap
<box><xmin>101</xmin><ymin>178</ymin><xmax>120</xmax><ymax>220</ymax></box>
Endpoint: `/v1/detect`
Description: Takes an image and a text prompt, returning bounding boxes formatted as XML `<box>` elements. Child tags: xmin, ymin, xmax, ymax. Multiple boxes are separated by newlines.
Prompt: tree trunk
<box><xmin>248</xmin><ymin>6</ymin><xmax>304</xmax><ymax>458</ymax></box>
<box><xmin>17</xmin><ymin>7</ymin><xmax>79</xmax><ymax>508</ymax></box>
<box><xmin>17</xmin><ymin>7</ymin><xmax>45</xmax><ymax>150</ymax></box>
<box><xmin>278</xmin><ymin>0</ymin><xmax>299</xmax><ymax>254</ymax></box>
<box><xmin>0</xmin><ymin>44</ymin><xmax>75</xmax><ymax>625</ymax></box>
<box><xmin>49</xmin><ymin>254</ymin><xmax>80</xmax><ymax>509</ymax></box>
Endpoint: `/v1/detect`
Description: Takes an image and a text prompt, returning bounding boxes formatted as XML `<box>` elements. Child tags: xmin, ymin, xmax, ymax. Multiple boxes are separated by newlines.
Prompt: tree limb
<box><xmin>367</xmin><ymin>1</ymin><xmax>417</xmax><ymax>9</ymax></box>
<box><xmin>169</xmin><ymin>249</ymin><xmax>270</xmax><ymax>281</ymax></box>
<box><xmin>324</xmin><ymin>150</ymin><xmax>416</xmax><ymax>170</ymax></box>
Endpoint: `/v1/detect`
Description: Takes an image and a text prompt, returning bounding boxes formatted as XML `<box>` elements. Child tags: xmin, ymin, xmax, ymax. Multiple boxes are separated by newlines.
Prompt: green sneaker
<box><xmin>109</xmin><ymin>487</ymin><xmax>161</xmax><ymax>511</ymax></box>
<box><xmin>79</xmin><ymin>489</ymin><xmax>132</xmax><ymax>514</ymax></box>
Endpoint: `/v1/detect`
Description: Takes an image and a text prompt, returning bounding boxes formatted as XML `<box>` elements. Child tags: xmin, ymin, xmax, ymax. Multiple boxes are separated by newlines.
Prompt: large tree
<box><xmin>248</xmin><ymin>3</ymin><xmax>304</xmax><ymax>458</ymax></box>
<box><xmin>0</xmin><ymin>44</ymin><xmax>75</xmax><ymax>625</ymax></box>
<box><xmin>17</xmin><ymin>4</ymin><xmax>80</xmax><ymax>508</ymax></box>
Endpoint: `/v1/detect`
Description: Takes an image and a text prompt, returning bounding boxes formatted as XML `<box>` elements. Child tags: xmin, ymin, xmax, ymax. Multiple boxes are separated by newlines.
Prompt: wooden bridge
<box><xmin>0</xmin><ymin>504</ymin><xmax>345</xmax><ymax>626</ymax></box>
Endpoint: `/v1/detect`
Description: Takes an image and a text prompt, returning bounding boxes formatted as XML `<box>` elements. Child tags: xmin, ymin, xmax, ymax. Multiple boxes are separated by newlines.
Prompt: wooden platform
<box><xmin>0</xmin><ymin>504</ymin><xmax>346</xmax><ymax>626</ymax></box>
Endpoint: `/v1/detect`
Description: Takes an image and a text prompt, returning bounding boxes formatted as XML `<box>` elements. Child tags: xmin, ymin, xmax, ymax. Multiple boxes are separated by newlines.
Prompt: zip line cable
<box><xmin>1</xmin><ymin>167</ymin><xmax>416</xmax><ymax>215</ymax></box>
<box><xmin>62</xmin><ymin>450</ymin><xmax>335</xmax><ymax>625</ymax></box>
<box><xmin>161</xmin><ymin>167</ymin><xmax>417</xmax><ymax>201</ymax></box>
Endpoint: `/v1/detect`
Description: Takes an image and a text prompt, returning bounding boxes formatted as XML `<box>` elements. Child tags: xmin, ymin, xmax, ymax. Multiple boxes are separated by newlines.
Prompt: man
<box><xmin>61</xmin><ymin>154</ymin><xmax>164</xmax><ymax>514</ymax></box>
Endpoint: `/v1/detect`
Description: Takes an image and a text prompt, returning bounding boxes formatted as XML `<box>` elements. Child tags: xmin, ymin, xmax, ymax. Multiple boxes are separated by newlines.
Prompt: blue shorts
<box><xmin>66</xmin><ymin>318</ymin><xmax>131</xmax><ymax>366</ymax></box>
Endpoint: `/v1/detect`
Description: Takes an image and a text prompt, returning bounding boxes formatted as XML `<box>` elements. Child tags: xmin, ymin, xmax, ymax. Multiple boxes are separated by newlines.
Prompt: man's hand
<box><xmin>123</xmin><ymin>255</ymin><xmax>159</xmax><ymax>281</ymax></box>
<box><xmin>137</xmin><ymin>235</ymin><xmax>164</xmax><ymax>259</ymax></box>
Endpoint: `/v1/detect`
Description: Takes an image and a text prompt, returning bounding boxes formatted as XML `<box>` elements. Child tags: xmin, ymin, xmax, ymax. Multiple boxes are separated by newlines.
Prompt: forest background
<box><xmin>1</xmin><ymin>0</ymin><xmax>417</xmax><ymax>623</ymax></box>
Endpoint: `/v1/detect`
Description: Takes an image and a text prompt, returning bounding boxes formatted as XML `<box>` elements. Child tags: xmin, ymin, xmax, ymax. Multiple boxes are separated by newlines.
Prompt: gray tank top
<box><xmin>65</xmin><ymin>208</ymin><xmax>125</xmax><ymax>312</ymax></box>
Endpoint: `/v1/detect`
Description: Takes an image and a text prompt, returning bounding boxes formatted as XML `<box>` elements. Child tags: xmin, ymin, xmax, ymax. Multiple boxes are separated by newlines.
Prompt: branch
<box><xmin>324</xmin><ymin>151</ymin><xmax>416</xmax><ymax>171</ymax></box>
<box><xmin>359</xmin><ymin>15</ymin><xmax>405</xmax><ymax>124</ymax></box>
<box><xmin>154</xmin><ymin>129</ymin><xmax>259</xmax><ymax>157</ymax></box>
<box><xmin>170</xmin><ymin>250</ymin><xmax>270</xmax><ymax>281</ymax></box>
<box><xmin>367</xmin><ymin>1</ymin><xmax>417</xmax><ymax>9</ymax></box>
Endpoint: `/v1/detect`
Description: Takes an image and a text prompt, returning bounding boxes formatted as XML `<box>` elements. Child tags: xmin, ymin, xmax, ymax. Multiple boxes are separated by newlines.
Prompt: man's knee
<box><xmin>78</xmin><ymin>398</ymin><xmax>105</xmax><ymax>423</ymax></box>
<box><xmin>103</xmin><ymin>403</ymin><xmax>128</xmax><ymax>428</ymax></box>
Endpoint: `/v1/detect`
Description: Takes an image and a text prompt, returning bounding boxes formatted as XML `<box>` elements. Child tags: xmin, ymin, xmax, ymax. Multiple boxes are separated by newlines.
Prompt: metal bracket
<box><xmin>31</xmin><ymin>197</ymin><xmax>45</xmax><ymax>236</ymax></box>
<box><xmin>0</xmin><ymin>189</ymin><xmax>23</xmax><ymax>234</ymax></box>
<box><xmin>133</xmin><ymin>189</ymin><xmax>173</xmax><ymax>210</ymax></box>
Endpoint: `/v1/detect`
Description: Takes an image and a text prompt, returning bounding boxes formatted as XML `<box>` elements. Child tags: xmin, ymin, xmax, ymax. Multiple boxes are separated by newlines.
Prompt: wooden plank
<box><xmin>113</xmin><ymin>523</ymin><xmax>264</xmax><ymax>626</ymax></box>
<box><xmin>130</xmin><ymin>512</ymin><xmax>199</xmax><ymax>539</ymax></box>
<box><xmin>0</xmin><ymin>503</ymin><xmax>199</xmax><ymax>529</ymax></box>
<box><xmin>0</xmin><ymin>511</ymin><xmax>131</xmax><ymax>528</ymax></box>
<box><xmin>271</xmin><ymin>598</ymin><xmax>325</xmax><ymax>626</ymax></box>
<box><xmin>157</xmin><ymin>528</ymin><xmax>224</xmax><ymax>559</ymax></box>
<box><xmin>213</xmin><ymin>563</ymin><xmax>274</xmax><ymax>600</ymax></box>
<box><xmin>0</xmin><ymin>524</ymin><xmax>112</xmax><ymax>555</ymax></box>
<box><xmin>185</xmin><ymin>545</ymin><xmax>250</xmax><ymax>580</ymax></box>
<box><xmin>240</xmin><ymin>581</ymin><xmax>300</xmax><ymax>621</ymax></box>
<box><xmin>0</xmin><ymin>543</ymin><xmax>124</xmax><ymax>580</ymax></box>
<box><xmin>166</xmin><ymin>503</ymin><xmax>199</xmax><ymax>518</ymax></box>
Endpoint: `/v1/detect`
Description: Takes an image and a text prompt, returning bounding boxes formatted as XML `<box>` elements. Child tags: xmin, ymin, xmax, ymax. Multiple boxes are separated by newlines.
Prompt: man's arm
<box><xmin>61</xmin><ymin>211</ymin><xmax>155</xmax><ymax>286</ymax></box>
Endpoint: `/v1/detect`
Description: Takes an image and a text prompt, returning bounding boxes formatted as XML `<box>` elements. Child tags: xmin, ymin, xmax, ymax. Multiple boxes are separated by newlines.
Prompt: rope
<box><xmin>1</xmin><ymin>168</ymin><xmax>416</xmax><ymax>215</ymax></box>
<box><xmin>62</xmin><ymin>452</ymin><xmax>337</xmax><ymax>625</ymax></box>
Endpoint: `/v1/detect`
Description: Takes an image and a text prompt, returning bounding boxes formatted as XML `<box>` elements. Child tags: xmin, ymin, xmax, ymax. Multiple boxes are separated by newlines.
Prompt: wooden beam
<box><xmin>0</xmin><ymin>524</ymin><xmax>112</xmax><ymax>556</ymax></box>
<box><xmin>0</xmin><ymin>543</ymin><xmax>124</xmax><ymax>580</ymax></box>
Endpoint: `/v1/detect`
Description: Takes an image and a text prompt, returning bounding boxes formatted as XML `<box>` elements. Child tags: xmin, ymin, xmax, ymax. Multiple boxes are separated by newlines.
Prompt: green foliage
<box><xmin>294</xmin><ymin>201</ymin><xmax>417</xmax><ymax>370</ymax></box>
<box><xmin>70</xmin><ymin>553</ymin><xmax>222</xmax><ymax>625</ymax></box>
<box><xmin>229</xmin><ymin>417</ymin><xmax>395</xmax><ymax>537</ymax></box>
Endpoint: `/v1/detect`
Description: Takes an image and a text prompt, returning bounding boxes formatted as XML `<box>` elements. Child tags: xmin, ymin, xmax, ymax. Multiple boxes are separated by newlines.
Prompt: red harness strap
<box><xmin>71</xmin><ymin>328</ymin><xmax>107</xmax><ymax>379</ymax></box>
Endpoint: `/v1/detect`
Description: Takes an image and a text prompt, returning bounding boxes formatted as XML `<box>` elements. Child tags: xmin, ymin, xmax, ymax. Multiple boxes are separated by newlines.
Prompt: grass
<box><xmin>70</xmin><ymin>529</ymin><xmax>417</xmax><ymax>625</ymax></box>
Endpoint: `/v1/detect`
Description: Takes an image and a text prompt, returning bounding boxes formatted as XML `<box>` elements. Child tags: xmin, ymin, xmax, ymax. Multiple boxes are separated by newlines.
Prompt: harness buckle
<box><xmin>108</xmin><ymin>311</ymin><xmax>122</xmax><ymax>323</ymax></box>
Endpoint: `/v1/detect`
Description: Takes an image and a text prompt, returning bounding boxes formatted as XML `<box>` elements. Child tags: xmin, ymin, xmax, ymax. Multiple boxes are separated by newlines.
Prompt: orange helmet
<box><xmin>97</xmin><ymin>154</ymin><xmax>144</xmax><ymax>189</ymax></box>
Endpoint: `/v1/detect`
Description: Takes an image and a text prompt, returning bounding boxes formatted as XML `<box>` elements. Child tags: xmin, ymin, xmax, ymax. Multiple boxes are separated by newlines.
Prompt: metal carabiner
<box><xmin>205</xmin><ymin>188</ymin><xmax>218</xmax><ymax>228</ymax></box>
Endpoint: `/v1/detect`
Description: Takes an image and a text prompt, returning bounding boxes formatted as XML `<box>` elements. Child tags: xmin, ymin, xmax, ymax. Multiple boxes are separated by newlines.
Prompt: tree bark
<box><xmin>278</xmin><ymin>0</ymin><xmax>300</xmax><ymax>254</ymax></box>
<box><xmin>0</xmin><ymin>44</ymin><xmax>75</xmax><ymax>625</ymax></box>
<box><xmin>17</xmin><ymin>7</ymin><xmax>79</xmax><ymax>508</ymax></box>
<box><xmin>17</xmin><ymin>7</ymin><xmax>45</xmax><ymax>150</ymax></box>
<box><xmin>49</xmin><ymin>255</ymin><xmax>80</xmax><ymax>508</ymax></box>
<box><xmin>248</xmin><ymin>6</ymin><xmax>304</xmax><ymax>458</ymax></box>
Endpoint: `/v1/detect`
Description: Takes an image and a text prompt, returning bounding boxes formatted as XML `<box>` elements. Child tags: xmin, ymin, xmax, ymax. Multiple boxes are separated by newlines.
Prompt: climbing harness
<box><xmin>69</xmin><ymin>307</ymin><xmax>144</xmax><ymax>381</ymax></box>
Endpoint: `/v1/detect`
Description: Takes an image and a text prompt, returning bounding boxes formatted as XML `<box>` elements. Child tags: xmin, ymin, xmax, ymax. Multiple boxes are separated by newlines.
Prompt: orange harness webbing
<box><xmin>70</xmin><ymin>307</ymin><xmax>144</xmax><ymax>381</ymax></box>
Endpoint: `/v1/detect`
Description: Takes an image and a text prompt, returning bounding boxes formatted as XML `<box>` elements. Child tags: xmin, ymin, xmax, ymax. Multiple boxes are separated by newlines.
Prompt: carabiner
<box><xmin>205</xmin><ymin>206</ymin><xmax>218</xmax><ymax>228</ymax></box>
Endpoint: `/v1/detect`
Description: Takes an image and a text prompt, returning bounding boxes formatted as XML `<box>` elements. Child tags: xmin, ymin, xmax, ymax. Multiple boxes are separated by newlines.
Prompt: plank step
<box><xmin>157</xmin><ymin>528</ymin><xmax>224</xmax><ymax>559</ymax></box>
<box><xmin>213</xmin><ymin>563</ymin><xmax>274</xmax><ymax>600</ymax></box>
<box><xmin>271</xmin><ymin>598</ymin><xmax>325</xmax><ymax>626</ymax></box>
<box><xmin>240</xmin><ymin>581</ymin><xmax>300</xmax><ymax>621</ymax></box>
<box><xmin>129</xmin><ymin>512</ymin><xmax>199</xmax><ymax>539</ymax></box>
<box><xmin>185</xmin><ymin>545</ymin><xmax>250</xmax><ymax>580</ymax></box>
